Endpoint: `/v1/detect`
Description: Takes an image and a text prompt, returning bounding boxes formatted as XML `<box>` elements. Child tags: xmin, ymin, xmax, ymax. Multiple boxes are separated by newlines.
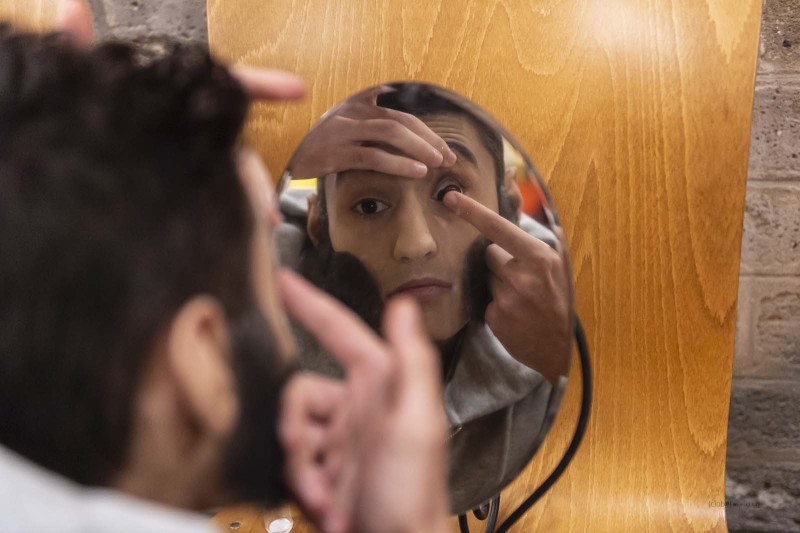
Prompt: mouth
<box><xmin>387</xmin><ymin>277</ymin><xmax>453</xmax><ymax>303</ymax></box>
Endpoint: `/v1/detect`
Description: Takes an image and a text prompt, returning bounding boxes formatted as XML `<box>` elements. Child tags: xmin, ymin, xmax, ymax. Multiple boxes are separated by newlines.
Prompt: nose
<box><xmin>392</xmin><ymin>198</ymin><xmax>438</xmax><ymax>262</ymax></box>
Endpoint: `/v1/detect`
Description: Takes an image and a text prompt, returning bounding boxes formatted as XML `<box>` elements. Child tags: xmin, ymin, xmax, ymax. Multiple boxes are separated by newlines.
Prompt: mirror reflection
<box><xmin>275</xmin><ymin>82</ymin><xmax>573</xmax><ymax>513</ymax></box>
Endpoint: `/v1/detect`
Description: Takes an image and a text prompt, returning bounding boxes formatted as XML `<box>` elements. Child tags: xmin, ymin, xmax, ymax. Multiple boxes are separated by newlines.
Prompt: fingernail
<box><xmin>443</xmin><ymin>190</ymin><xmax>459</xmax><ymax>209</ymax></box>
<box><xmin>412</xmin><ymin>162</ymin><xmax>428</xmax><ymax>177</ymax></box>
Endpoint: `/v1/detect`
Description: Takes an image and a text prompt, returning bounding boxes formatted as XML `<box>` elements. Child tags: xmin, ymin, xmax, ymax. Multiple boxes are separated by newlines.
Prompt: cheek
<box><xmin>435</xmin><ymin>217</ymin><xmax>480</xmax><ymax>269</ymax></box>
<box><xmin>329</xmin><ymin>218</ymin><xmax>394</xmax><ymax>269</ymax></box>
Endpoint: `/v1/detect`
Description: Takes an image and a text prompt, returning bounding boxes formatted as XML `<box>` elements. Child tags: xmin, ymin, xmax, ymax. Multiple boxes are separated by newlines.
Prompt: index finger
<box><xmin>58</xmin><ymin>0</ymin><xmax>94</xmax><ymax>46</ymax></box>
<box><xmin>442</xmin><ymin>191</ymin><xmax>542</xmax><ymax>260</ymax></box>
<box><xmin>230</xmin><ymin>66</ymin><xmax>307</xmax><ymax>101</ymax></box>
<box><xmin>279</xmin><ymin>269</ymin><xmax>391</xmax><ymax>379</ymax></box>
<box><xmin>383</xmin><ymin>298</ymin><xmax>443</xmax><ymax>407</ymax></box>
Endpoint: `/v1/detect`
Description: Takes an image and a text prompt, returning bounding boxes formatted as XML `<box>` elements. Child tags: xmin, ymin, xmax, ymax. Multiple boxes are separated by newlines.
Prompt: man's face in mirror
<box><xmin>321</xmin><ymin>112</ymin><xmax>500</xmax><ymax>341</ymax></box>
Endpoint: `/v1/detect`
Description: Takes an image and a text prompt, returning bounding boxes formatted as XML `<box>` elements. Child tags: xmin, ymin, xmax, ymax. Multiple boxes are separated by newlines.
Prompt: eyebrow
<box><xmin>446</xmin><ymin>140</ymin><xmax>478</xmax><ymax>168</ymax></box>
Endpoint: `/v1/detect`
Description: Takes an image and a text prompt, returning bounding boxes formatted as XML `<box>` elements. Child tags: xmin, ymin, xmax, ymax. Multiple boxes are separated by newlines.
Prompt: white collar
<box><xmin>0</xmin><ymin>446</ymin><xmax>216</xmax><ymax>533</ymax></box>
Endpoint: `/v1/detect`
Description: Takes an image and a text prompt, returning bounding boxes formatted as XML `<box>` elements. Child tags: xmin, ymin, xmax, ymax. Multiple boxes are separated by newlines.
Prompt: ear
<box><xmin>504</xmin><ymin>167</ymin><xmax>523</xmax><ymax>221</ymax></box>
<box><xmin>165</xmin><ymin>296</ymin><xmax>239</xmax><ymax>439</ymax></box>
<box><xmin>306</xmin><ymin>192</ymin><xmax>321</xmax><ymax>247</ymax></box>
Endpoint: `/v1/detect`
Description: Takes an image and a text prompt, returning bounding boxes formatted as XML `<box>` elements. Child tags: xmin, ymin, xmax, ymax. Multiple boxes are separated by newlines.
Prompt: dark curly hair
<box><xmin>0</xmin><ymin>26</ymin><xmax>253</xmax><ymax>486</ymax></box>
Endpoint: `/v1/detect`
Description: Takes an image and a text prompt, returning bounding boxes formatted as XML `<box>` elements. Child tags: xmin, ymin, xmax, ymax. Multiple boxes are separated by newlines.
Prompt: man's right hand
<box><xmin>288</xmin><ymin>86</ymin><xmax>457</xmax><ymax>180</ymax></box>
<box><xmin>279</xmin><ymin>269</ymin><xmax>450</xmax><ymax>533</ymax></box>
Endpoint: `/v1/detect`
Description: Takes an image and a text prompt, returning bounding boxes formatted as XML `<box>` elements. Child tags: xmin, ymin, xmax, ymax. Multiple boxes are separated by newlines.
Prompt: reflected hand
<box><xmin>288</xmin><ymin>86</ymin><xmax>457</xmax><ymax>180</ymax></box>
<box><xmin>443</xmin><ymin>191</ymin><xmax>572</xmax><ymax>384</ymax></box>
<box><xmin>279</xmin><ymin>270</ymin><xmax>449</xmax><ymax>533</ymax></box>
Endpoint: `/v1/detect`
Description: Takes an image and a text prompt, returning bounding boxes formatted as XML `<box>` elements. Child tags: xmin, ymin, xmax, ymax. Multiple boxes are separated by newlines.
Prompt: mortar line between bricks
<box><xmin>744</xmin><ymin>179</ymin><xmax>800</xmax><ymax>187</ymax></box>
<box><xmin>738</xmin><ymin>272</ymin><xmax>800</xmax><ymax>279</ymax></box>
<box><xmin>731</xmin><ymin>376</ymin><xmax>800</xmax><ymax>387</ymax></box>
<box><xmin>747</xmin><ymin>174</ymin><xmax>800</xmax><ymax>181</ymax></box>
<box><xmin>755</xmin><ymin>72</ymin><xmax>800</xmax><ymax>85</ymax></box>
<box><xmin>726</xmin><ymin>457</ymin><xmax>800</xmax><ymax>471</ymax></box>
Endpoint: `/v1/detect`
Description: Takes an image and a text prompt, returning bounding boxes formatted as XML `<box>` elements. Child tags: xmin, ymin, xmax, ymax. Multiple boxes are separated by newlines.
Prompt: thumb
<box><xmin>383</xmin><ymin>297</ymin><xmax>443</xmax><ymax>405</ymax></box>
<box><xmin>352</xmin><ymin>84</ymin><xmax>396</xmax><ymax>106</ymax></box>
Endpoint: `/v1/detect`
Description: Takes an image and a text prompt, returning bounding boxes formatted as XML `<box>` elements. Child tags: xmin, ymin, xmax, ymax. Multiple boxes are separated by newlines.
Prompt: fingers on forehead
<box><xmin>380</xmin><ymin>108</ymin><xmax>446</xmax><ymax>147</ymax></box>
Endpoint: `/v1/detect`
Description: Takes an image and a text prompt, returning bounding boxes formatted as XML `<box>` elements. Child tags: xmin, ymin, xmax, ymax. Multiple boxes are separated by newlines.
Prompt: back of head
<box><xmin>0</xmin><ymin>26</ymin><xmax>252</xmax><ymax>486</ymax></box>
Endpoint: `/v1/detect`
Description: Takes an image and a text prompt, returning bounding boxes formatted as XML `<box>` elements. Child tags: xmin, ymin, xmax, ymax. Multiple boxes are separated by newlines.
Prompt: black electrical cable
<box><xmin>458</xmin><ymin>513</ymin><xmax>471</xmax><ymax>532</ymax></box>
<box><xmin>485</xmin><ymin>495</ymin><xmax>500</xmax><ymax>533</ymax></box>
<box><xmin>457</xmin><ymin>317</ymin><xmax>592</xmax><ymax>533</ymax></box>
<box><xmin>473</xmin><ymin>502</ymin><xmax>490</xmax><ymax>521</ymax></box>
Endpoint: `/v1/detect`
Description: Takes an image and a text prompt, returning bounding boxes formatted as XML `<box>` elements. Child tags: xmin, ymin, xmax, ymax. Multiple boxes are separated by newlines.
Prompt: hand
<box><xmin>57</xmin><ymin>0</ymin><xmax>307</xmax><ymax>102</ymax></box>
<box><xmin>279</xmin><ymin>270</ymin><xmax>449</xmax><ymax>533</ymax></box>
<box><xmin>58</xmin><ymin>0</ymin><xmax>94</xmax><ymax>45</ymax></box>
<box><xmin>279</xmin><ymin>373</ymin><xmax>346</xmax><ymax>516</ymax></box>
<box><xmin>288</xmin><ymin>85</ymin><xmax>457</xmax><ymax>180</ymax></box>
<box><xmin>443</xmin><ymin>191</ymin><xmax>572</xmax><ymax>384</ymax></box>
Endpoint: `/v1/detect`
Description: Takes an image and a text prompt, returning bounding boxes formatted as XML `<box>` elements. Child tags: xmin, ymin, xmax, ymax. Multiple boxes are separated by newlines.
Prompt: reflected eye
<box><xmin>434</xmin><ymin>179</ymin><xmax>463</xmax><ymax>202</ymax></box>
<box><xmin>353</xmin><ymin>198</ymin><xmax>390</xmax><ymax>215</ymax></box>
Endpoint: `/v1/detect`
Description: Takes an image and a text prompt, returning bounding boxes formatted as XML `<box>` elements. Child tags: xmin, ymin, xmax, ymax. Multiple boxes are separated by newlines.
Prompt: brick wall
<box><xmin>727</xmin><ymin>0</ymin><xmax>800</xmax><ymax>531</ymax></box>
<box><xmin>87</xmin><ymin>1</ymin><xmax>799</xmax><ymax>531</ymax></box>
<box><xmin>87</xmin><ymin>0</ymin><xmax>206</xmax><ymax>43</ymax></box>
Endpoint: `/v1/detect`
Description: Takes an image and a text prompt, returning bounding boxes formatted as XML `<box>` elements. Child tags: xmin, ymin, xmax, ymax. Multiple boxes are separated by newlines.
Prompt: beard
<box><xmin>300</xmin><ymin>245</ymin><xmax>386</xmax><ymax>333</ymax></box>
<box><xmin>219</xmin><ymin>307</ymin><xmax>296</xmax><ymax>507</ymax></box>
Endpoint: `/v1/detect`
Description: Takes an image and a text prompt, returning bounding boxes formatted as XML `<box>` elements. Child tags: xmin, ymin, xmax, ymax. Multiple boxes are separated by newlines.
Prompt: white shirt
<box><xmin>0</xmin><ymin>446</ymin><xmax>217</xmax><ymax>533</ymax></box>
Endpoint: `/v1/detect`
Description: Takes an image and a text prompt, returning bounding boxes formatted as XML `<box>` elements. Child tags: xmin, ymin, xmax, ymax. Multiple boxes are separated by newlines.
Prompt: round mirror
<box><xmin>274</xmin><ymin>82</ymin><xmax>573</xmax><ymax>514</ymax></box>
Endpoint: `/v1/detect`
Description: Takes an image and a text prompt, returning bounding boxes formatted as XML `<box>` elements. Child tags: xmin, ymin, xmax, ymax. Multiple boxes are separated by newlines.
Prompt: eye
<box><xmin>353</xmin><ymin>198</ymin><xmax>390</xmax><ymax>215</ymax></box>
<box><xmin>434</xmin><ymin>178</ymin><xmax>464</xmax><ymax>202</ymax></box>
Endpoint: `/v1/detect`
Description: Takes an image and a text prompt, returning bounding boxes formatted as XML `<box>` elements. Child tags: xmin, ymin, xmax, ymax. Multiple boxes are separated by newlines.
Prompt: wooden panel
<box><xmin>0</xmin><ymin>0</ymin><xmax>57</xmax><ymax>32</ymax></box>
<box><xmin>209</xmin><ymin>1</ymin><xmax>761</xmax><ymax>531</ymax></box>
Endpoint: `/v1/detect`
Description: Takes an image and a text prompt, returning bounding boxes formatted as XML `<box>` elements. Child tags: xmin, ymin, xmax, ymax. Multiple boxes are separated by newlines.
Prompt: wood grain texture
<box><xmin>218</xmin><ymin>1</ymin><xmax>758</xmax><ymax>531</ymax></box>
<box><xmin>0</xmin><ymin>0</ymin><xmax>58</xmax><ymax>32</ymax></box>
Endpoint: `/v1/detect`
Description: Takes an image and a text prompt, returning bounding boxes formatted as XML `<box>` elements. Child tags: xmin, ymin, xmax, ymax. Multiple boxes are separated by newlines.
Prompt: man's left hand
<box><xmin>57</xmin><ymin>0</ymin><xmax>307</xmax><ymax>101</ymax></box>
<box><xmin>443</xmin><ymin>191</ymin><xmax>572</xmax><ymax>384</ymax></box>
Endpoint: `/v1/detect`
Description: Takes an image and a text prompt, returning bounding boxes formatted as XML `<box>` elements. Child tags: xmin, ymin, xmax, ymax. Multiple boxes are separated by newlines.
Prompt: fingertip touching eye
<box><xmin>434</xmin><ymin>178</ymin><xmax>464</xmax><ymax>202</ymax></box>
<box><xmin>353</xmin><ymin>198</ymin><xmax>391</xmax><ymax>215</ymax></box>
